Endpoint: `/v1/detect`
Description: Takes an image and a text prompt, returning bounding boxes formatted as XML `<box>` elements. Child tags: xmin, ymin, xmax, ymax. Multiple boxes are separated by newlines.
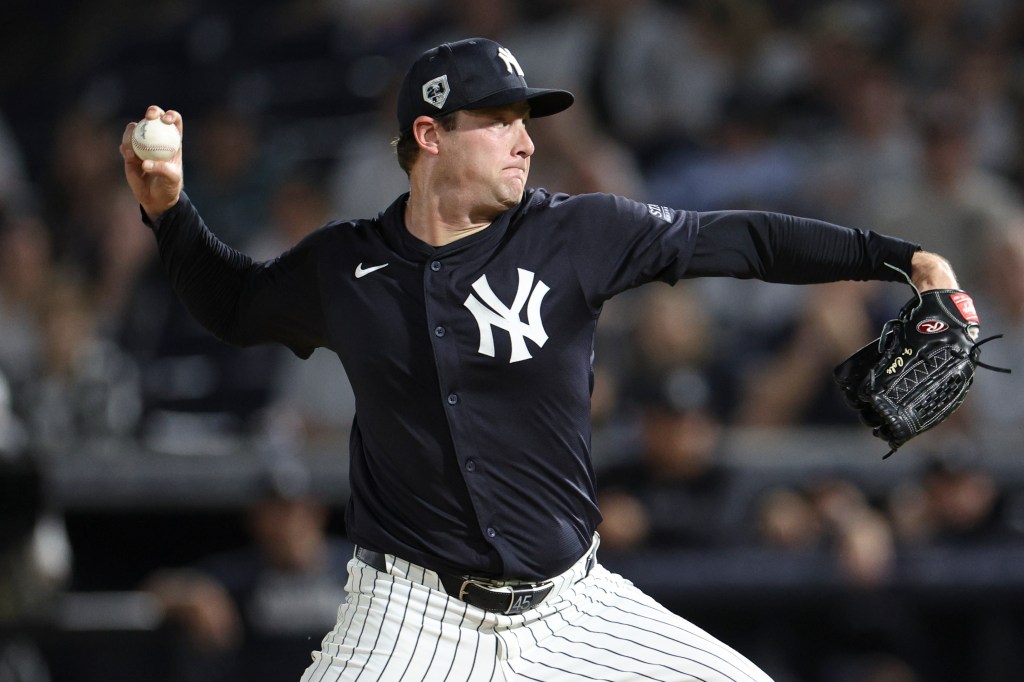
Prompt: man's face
<box><xmin>437</xmin><ymin>102</ymin><xmax>535</xmax><ymax>215</ymax></box>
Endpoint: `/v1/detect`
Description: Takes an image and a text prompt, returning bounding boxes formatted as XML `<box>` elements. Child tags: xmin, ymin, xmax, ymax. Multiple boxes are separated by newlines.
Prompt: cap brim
<box><xmin>467</xmin><ymin>87</ymin><xmax>575</xmax><ymax>119</ymax></box>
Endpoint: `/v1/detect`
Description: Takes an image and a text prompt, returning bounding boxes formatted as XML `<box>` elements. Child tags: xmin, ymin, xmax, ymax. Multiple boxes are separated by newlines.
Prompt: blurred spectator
<box><xmin>613</xmin><ymin>282</ymin><xmax>736</xmax><ymax>421</ymax></box>
<box><xmin>948</xmin><ymin>40</ymin><xmax>1019</xmax><ymax>175</ymax></box>
<box><xmin>126</xmin><ymin>316</ymin><xmax>283</xmax><ymax>455</ymax></box>
<box><xmin>0</xmin><ymin>458</ymin><xmax>71</xmax><ymax>620</ymax></box>
<box><xmin>182</xmin><ymin>104</ymin><xmax>277</xmax><ymax>251</ymax></box>
<box><xmin>43</xmin><ymin>110</ymin><xmax>127</xmax><ymax>282</ymax></box>
<box><xmin>645</xmin><ymin>89</ymin><xmax>810</xmax><ymax>213</ymax></box>
<box><xmin>110</xmin><ymin>241</ymin><xmax>283</xmax><ymax>454</ymax></box>
<box><xmin>434</xmin><ymin>0</ymin><xmax>527</xmax><ymax>43</ymax></box>
<box><xmin>625</xmin><ymin>285</ymin><xmax>714</xmax><ymax>380</ymax></box>
<box><xmin>247</xmin><ymin>162</ymin><xmax>336</xmax><ymax>259</ymax></box>
<box><xmin>0</xmin><ymin>212</ymin><xmax>52</xmax><ymax>386</ymax></box>
<box><xmin>91</xmin><ymin>187</ymin><xmax>158</xmax><ymax>337</ymax></box>
<box><xmin>753</xmin><ymin>474</ymin><xmax>925</xmax><ymax>681</ymax></box>
<box><xmin>560</xmin><ymin>0</ymin><xmax>737</xmax><ymax>161</ymax></box>
<box><xmin>329</xmin><ymin>0</ymin><xmax>437</xmax><ymax>51</ymax></box>
<box><xmin>0</xmin><ymin>109</ymin><xmax>34</xmax><ymax>216</ymax></box>
<box><xmin>0</xmin><ymin>457</ymin><xmax>72</xmax><ymax>682</ymax></box>
<box><xmin>756</xmin><ymin>477</ymin><xmax>896</xmax><ymax>588</ymax></box>
<box><xmin>327</xmin><ymin>83</ymin><xmax>410</xmax><ymax>221</ymax></box>
<box><xmin>887</xmin><ymin>452</ymin><xmax>1020</xmax><ymax>548</ymax></box>
<box><xmin>870</xmin><ymin>92</ymin><xmax>1024</xmax><ymax>290</ymax></box>
<box><xmin>233</xmin><ymin>0</ymin><xmax>385</xmax><ymax>121</ymax></box>
<box><xmin>960</xmin><ymin>219</ymin><xmax>1024</xmax><ymax>444</ymax></box>
<box><xmin>812</xmin><ymin>478</ymin><xmax>896</xmax><ymax>588</ymax></box>
<box><xmin>26</xmin><ymin>106</ymin><xmax>159</xmax><ymax>342</ymax></box>
<box><xmin>774</xmin><ymin>1</ymin><xmax>893</xmax><ymax>144</ymax></box>
<box><xmin>14</xmin><ymin>274</ymin><xmax>142</xmax><ymax>456</ymax></box>
<box><xmin>143</xmin><ymin>460</ymin><xmax>352</xmax><ymax>682</ymax></box>
<box><xmin>755</xmin><ymin>485</ymin><xmax>823</xmax><ymax>552</ymax></box>
<box><xmin>594</xmin><ymin>281</ymin><xmax>729</xmax><ymax>470</ymax></box>
<box><xmin>803</xmin><ymin>59</ymin><xmax>922</xmax><ymax>227</ymax></box>
<box><xmin>596</xmin><ymin>369</ymin><xmax>744</xmax><ymax>552</ymax></box>
<box><xmin>261</xmin><ymin>346</ymin><xmax>356</xmax><ymax>454</ymax></box>
<box><xmin>0</xmin><ymin>370</ymin><xmax>26</xmax><ymax>456</ymax></box>
<box><xmin>889</xmin><ymin>0</ymin><xmax>997</xmax><ymax>96</ymax></box>
<box><xmin>687</xmin><ymin>276</ymin><xmax>812</xmax><ymax>407</ymax></box>
<box><xmin>733</xmin><ymin>280</ymin><xmax>896</xmax><ymax>428</ymax></box>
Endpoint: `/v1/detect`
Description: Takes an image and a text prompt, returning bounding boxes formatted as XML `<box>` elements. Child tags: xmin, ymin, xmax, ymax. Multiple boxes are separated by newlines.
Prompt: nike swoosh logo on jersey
<box><xmin>355</xmin><ymin>262</ymin><xmax>389</xmax><ymax>278</ymax></box>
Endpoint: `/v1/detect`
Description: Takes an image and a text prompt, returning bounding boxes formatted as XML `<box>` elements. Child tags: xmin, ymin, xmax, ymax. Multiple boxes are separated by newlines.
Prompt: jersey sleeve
<box><xmin>144</xmin><ymin>193</ymin><xmax>327</xmax><ymax>358</ymax></box>
<box><xmin>545</xmin><ymin>192</ymin><xmax>700</xmax><ymax>304</ymax></box>
<box><xmin>685</xmin><ymin>210</ymin><xmax>921</xmax><ymax>284</ymax></box>
<box><xmin>539</xmin><ymin>193</ymin><xmax>920</xmax><ymax>305</ymax></box>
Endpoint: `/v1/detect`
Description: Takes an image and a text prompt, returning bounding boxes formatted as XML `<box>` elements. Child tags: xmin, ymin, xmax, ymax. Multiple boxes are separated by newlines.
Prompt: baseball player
<box><xmin>121</xmin><ymin>38</ymin><xmax>960</xmax><ymax>682</ymax></box>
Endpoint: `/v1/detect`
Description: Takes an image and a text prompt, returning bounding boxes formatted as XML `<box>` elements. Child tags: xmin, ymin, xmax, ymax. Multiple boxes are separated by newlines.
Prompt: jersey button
<box><xmin>465</xmin><ymin>459</ymin><xmax>476</xmax><ymax>472</ymax></box>
<box><xmin>430</xmin><ymin>261</ymin><xmax>442</xmax><ymax>272</ymax></box>
<box><xmin>485</xmin><ymin>527</ymin><xmax>497</xmax><ymax>538</ymax></box>
<box><xmin>434</xmin><ymin>325</ymin><xmax>446</xmax><ymax>337</ymax></box>
<box><xmin>447</xmin><ymin>393</ymin><xmax>459</xmax><ymax>405</ymax></box>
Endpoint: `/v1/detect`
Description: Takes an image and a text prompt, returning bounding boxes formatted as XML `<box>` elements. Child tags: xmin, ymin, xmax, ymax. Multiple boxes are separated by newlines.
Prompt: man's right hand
<box><xmin>121</xmin><ymin>105</ymin><xmax>184</xmax><ymax>221</ymax></box>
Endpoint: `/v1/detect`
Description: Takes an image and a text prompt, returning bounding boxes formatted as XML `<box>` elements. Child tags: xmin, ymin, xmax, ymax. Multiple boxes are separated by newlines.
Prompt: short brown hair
<box><xmin>392</xmin><ymin>111</ymin><xmax>460</xmax><ymax>176</ymax></box>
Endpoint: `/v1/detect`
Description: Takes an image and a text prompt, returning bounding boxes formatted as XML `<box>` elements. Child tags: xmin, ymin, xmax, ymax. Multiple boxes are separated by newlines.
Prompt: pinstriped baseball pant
<box><xmin>300</xmin><ymin>543</ymin><xmax>774</xmax><ymax>682</ymax></box>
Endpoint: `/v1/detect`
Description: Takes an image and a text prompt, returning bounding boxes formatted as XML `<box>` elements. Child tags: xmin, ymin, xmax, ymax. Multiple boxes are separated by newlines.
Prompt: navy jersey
<box><xmin>147</xmin><ymin>188</ymin><xmax>917</xmax><ymax>580</ymax></box>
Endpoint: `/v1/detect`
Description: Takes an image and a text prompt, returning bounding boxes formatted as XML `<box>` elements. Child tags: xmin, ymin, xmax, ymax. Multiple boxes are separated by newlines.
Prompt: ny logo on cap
<box><xmin>497</xmin><ymin>47</ymin><xmax>524</xmax><ymax>77</ymax></box>
<box><xmin>423</xmin><ymin>75</ymin><xmax>450</xmax><ymax>109</ymax></box>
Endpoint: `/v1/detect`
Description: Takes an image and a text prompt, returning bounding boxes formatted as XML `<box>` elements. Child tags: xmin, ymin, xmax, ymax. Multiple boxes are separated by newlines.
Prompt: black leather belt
<box><xmin>355</xmin><ymin>547</ymin><xmax>594</xmax><ymax>615</ymax></box>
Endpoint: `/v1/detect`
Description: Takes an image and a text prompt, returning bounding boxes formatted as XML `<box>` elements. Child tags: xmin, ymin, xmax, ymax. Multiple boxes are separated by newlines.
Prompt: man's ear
<box><xmin>412</xmin><ymin>116</ymin><xmax>443</xmax><ymax>157</ymax></box>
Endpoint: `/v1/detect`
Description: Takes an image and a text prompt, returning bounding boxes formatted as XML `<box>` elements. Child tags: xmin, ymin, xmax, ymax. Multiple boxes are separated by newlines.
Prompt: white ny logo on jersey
<box><xmin>464</xmin><ymin>269</ymin><xmax>549</xmax><ymax>363</ymax></box>
<box><xmin>496</xmin><ymin>47</ymin><xmax>524</xmax><ymax>77</ymax></box>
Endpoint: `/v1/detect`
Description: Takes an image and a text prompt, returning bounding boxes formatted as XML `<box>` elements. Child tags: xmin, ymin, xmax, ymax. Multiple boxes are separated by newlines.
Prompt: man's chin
<box><xmin>502</xmin><ymin>180</ymin><xmax>526</xmax><ymax>206</ymax></box>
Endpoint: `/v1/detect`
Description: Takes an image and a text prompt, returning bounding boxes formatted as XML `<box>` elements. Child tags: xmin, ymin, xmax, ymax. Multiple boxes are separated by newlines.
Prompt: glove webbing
<box><xmin>880</xmin><ymin>333</ymin><xmax>1010</xmax><ymax>460</ymax></box>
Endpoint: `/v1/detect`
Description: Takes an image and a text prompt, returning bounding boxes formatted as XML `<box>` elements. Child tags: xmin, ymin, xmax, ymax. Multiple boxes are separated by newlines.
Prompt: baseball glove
<box><xmin>834</xmin><ymin>288</ymin><xmax>1009</xmax><ymax>458</ymax></box>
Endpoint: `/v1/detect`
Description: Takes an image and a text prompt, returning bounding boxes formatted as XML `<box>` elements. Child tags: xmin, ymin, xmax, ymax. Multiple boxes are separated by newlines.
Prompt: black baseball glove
<box><xmin>834</xmin><ymin>288</ymin><xmax>1009</xmax><ymax>457</ymax></box>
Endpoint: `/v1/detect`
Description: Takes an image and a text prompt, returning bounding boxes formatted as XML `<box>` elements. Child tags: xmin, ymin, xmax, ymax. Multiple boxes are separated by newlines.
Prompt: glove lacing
<box><xmin>970</xmin><ymin>334</ymin><xmax>1012</xmax><ymax>374</ymax></box>
<box><xmin>874</xmin><ymin>264</ymin><xmax>1011</xmax><ymax>459</ymax></box>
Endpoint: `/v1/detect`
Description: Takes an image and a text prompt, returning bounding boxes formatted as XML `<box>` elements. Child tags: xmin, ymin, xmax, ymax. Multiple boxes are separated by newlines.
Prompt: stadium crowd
<box><xmin>2</xmin><ymin>0</ymin><xmax>1024</xmax><ymax>680</ymax></box>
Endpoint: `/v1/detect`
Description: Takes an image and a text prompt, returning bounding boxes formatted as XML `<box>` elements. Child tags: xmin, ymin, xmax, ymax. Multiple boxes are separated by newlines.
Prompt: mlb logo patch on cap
<box><xmin>422</xmin><ymin>75</ymin><xmax>450</xmax><ymax>109</ymax></box>
<box><xmin>397</xmin><ymin>38</ymin><xmax>574</xmax><ymax>132</ymax></box>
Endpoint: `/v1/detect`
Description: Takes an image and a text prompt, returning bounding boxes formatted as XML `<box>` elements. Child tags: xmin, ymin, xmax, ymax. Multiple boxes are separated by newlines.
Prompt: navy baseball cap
<box><xmin>397</xmin><ymin>38</ymin><xmax>574</xmax><ymax>132</ymax></box>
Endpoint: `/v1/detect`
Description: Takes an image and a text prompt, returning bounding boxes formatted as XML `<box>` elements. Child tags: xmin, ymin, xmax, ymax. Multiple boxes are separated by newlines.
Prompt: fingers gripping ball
<box><xmin>131</xmin><ymin>118</ymin><xmax>181</xmax><ymax>161</ymax></box>
<box><xmin>834</xmin><ymin>289</ymin><xmax>1009</xmax><ymax>457</ymax></box>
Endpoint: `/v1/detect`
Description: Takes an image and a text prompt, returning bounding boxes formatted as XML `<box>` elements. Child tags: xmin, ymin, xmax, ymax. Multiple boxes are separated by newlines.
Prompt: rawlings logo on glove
<box><xmin>834</xmin><ymin>288</ymin><xmax>1009</xmax><ymax>458</ymax></box>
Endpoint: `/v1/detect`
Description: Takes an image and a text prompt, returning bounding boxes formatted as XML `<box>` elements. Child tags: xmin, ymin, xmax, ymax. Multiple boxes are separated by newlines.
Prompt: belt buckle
<box><xmin>456</xmin><ymin>578</ymin><xmax>494</xmax><ymax>602</ymax></box>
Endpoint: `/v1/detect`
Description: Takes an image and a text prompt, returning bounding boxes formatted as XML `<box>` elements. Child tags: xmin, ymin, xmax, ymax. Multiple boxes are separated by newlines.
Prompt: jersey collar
<box><xmin>381</xmin><ymin>191</ymin><xmax>531</xmax><ymax>263</ymax></box>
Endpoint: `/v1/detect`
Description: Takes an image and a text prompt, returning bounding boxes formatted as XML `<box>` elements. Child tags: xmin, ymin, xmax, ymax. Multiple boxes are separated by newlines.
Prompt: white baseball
<box><xmin>131</xmin><ymin>117</ymin><xmax>181</xmax><ymax>161</ymax></box>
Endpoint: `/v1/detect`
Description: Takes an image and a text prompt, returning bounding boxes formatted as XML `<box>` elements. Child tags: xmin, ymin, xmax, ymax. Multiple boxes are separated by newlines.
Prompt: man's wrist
<box><xmin>141</xmin><ymin>195</ymin><xmax>183</xmax><ymax>228</ymax></box>
<box><xmin>911</xmin><ymin>251</ymin><xmax>959</xmax><ymax>291</ymax></box>
<box><xmin>142</xmin><ymin>198</ymin><xmax>178</xmax><ymax>224</ymax></box>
